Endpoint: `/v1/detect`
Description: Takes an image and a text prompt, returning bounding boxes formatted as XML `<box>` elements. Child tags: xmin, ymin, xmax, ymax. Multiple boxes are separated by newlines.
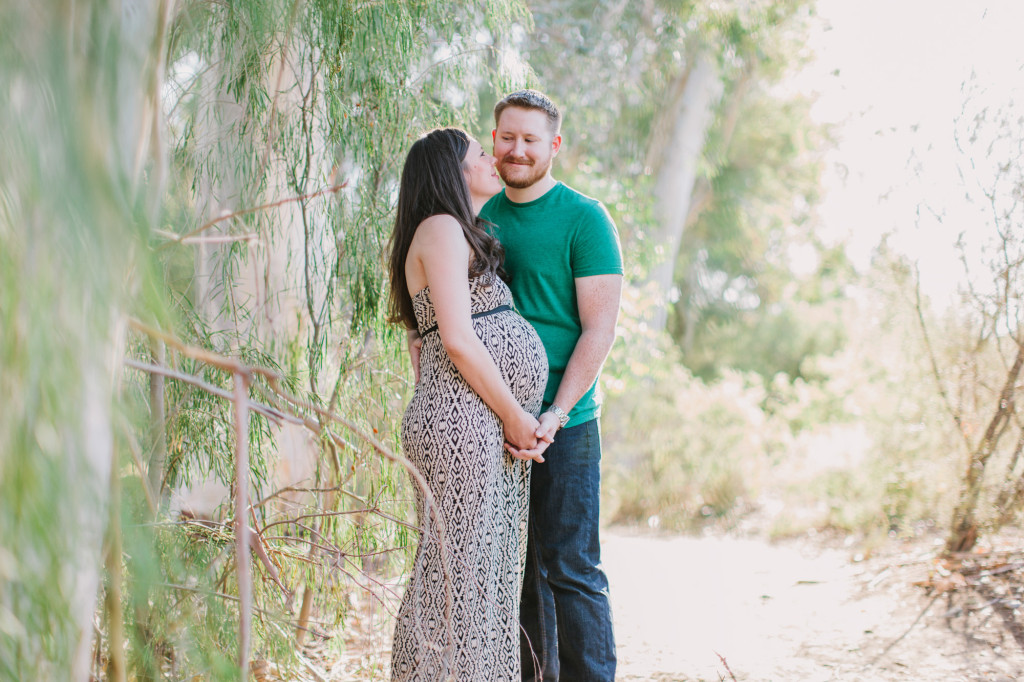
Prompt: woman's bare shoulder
<box><xmin>416</xmin><ymin>214</ymin><xmax>462</xmax><ymax>235</ymax></box>
<box><xmin>412</xmin><ymin>214</ymin><xmax>467</xmax><ymax>249</ymax></box>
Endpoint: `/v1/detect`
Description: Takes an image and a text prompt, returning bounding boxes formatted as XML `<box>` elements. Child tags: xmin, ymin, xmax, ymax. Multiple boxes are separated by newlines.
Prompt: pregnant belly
<box><xmin>478</xmin><ymin>313</ymin><xmax>547</xmax><ymax>408</ymax></box>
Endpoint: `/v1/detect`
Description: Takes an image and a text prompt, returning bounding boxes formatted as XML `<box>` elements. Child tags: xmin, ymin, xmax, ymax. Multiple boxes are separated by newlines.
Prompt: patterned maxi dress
<box><xmin>391</xmin><ymin>274</ymin><xmax>548</xmax><ymax>681</ymax></box>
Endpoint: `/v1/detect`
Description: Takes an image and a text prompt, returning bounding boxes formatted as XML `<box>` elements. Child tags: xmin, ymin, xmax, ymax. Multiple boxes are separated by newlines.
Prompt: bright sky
<box><xmin>793</xmin><ymin>0</ymin><xmax>1024</xmax><ymax>303</ymax></box>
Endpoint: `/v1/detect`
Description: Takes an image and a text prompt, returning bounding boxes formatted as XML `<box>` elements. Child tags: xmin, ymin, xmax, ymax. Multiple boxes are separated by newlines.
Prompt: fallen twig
<box><xmin>715</xmin><ymin>651</ymin><xmax>738</xmax><ymax>681</ymax></box>
<box><xmin>869</xmin><ymin>593</ymin><xmax>941</xmax><ymax>665</ymax></box>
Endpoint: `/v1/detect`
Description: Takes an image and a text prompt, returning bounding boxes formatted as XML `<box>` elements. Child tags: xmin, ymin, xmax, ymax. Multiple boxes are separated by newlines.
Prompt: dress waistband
<box><xmin>419</xmin><ymin>304</ymin><xmax>513</xmax><ymax>337</ymax></box>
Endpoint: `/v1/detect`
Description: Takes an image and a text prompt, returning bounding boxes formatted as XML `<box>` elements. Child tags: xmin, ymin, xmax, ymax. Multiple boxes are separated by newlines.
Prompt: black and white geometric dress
<box><xmin>391</xmin><ymin>274</ymin><xmax>548</xmax><ymax>681</ymax></box>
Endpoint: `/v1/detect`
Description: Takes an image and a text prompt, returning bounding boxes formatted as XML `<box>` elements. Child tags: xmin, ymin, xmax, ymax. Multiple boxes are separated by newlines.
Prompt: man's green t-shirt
<box><xmin>481</xmin><ymin>182</ymin><xmax>623</xmax><ymax>428</ymax></box>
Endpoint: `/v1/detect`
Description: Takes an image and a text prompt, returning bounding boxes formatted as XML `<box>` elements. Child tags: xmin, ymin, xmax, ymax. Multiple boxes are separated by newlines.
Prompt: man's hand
<box><xmin>534</xmin><ymin>410</ymin><xmax>560</xmax><ymax>445</ymax></box>
<box><xmin>406</xmin><ymin>329</ymin><xmax>422</xmax><ymax>384</ymax></box>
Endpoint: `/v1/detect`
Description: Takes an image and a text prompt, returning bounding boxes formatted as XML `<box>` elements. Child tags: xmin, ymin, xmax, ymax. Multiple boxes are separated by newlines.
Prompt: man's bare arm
<box><xmin>512</xmin><ymin>273</ymin><xmax>622</xmax><ymax>454</ymax></box>
<box><xmin>549</xmin><ymin>273</ymin><xmax>621</xmax><ymax>415</ymax></box>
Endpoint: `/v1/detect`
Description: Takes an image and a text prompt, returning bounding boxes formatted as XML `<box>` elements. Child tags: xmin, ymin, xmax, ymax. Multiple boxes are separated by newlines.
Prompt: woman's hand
<box><xmin>503</xmin><ymin>410</ymin><xmax>539</xmax><ymax>453</ymax></box>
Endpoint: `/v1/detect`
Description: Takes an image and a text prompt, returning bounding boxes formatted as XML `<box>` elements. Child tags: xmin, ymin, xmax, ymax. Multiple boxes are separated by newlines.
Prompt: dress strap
<box><xmin>419</xmin><ymin>304</ymin><xmax>513</xmax><ymax>337</ymax></box>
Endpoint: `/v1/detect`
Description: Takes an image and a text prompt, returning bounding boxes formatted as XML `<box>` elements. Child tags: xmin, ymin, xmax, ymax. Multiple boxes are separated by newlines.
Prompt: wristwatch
<box><xmin>547</xmin><ymin>404</ymin><xmax>570</xmax><ymax>430</ymax></box>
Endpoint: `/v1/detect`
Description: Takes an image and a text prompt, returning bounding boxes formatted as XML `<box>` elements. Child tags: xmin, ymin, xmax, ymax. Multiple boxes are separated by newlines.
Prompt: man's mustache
<box><xmin>500</xmin><ymin>156</ymin><xmax>534</xmax><ymax>166</ymax></box>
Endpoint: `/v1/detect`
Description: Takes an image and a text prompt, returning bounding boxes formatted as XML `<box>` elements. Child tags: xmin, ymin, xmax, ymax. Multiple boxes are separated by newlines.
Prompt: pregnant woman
<box><xmin>386</xmin><ymin>127</ymin><xmax>549</xmax><ymax>680</ymax></box>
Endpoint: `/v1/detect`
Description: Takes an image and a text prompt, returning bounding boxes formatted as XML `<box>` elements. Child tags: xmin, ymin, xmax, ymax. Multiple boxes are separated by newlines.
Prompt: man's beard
<box><xmin>497</xmin><ymin>155</ymin><xmax>552</xmax><ymax>189</ymax></box>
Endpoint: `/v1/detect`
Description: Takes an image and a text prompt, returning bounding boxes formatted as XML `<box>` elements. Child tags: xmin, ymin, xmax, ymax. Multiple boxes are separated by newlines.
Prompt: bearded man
<box><xmin>482</xmin><ymin>89</ymin><xmax>623</xmax><ymax>682</ymax></box>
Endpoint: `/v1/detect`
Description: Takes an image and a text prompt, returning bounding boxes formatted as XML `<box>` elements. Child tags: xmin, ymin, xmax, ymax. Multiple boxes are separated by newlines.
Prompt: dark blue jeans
<box><xmin>520</xmin><ymin>418</ymin><xmax>616</xmax><ymax>682</ymax></box>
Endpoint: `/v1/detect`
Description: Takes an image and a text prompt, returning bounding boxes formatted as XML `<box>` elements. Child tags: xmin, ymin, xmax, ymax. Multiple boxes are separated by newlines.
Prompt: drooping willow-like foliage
<box><xmin>149</xmin><ymin>0</ymin><xmax>537</xmax><ymax>676</ymax></box>
<box><xmin>1</xmin><ymin>0</ymin><xmax>534</xmax><ymax>678</ymax></box>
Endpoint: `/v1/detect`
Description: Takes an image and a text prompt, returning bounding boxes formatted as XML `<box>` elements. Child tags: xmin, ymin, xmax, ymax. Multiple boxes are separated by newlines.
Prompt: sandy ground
<box><xmin>604</xmin><ymin>527</ymin><xmax>1024</xmax><ymax>682</ymax></box>
<box><xmin>326</xmin><ymin>526</ymin><xmax>1024</xmax><ymax>681</ymax></box>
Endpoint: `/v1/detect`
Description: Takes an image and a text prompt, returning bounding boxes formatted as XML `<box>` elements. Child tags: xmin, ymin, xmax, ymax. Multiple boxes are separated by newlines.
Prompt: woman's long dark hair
<box><xmin>387</xmin><ymin>127</ymin><xmax>505</xmax><ymax>330</ymax></box>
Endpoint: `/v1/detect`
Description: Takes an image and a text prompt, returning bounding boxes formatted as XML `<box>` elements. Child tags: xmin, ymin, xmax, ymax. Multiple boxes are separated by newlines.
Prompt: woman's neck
<box><xmin>471</xmin><ymin>193</ymin><xmax>490</xmax><ymax>216</ymax></box>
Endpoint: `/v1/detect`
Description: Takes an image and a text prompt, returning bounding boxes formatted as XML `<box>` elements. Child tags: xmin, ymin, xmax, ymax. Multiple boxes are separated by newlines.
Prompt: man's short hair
<box><xmin>493</xmin><ymin>89</ymin><xmax>562</xmax><ymax>137</ymax></box>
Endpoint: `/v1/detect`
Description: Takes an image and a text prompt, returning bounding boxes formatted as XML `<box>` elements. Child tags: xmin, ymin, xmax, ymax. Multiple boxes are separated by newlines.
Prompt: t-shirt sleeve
<box><xmin>571</xmin><ymin>201</ymin><xmax>624</xmax><ymax>277</ymax></box>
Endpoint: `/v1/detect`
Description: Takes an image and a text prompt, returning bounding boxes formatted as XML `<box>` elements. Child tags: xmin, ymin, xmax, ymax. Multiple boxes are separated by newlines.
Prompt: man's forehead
<box><xmin>496</xmin><ymin>107</ymin><xmax>552</xmax><ymax>132</ymax></box>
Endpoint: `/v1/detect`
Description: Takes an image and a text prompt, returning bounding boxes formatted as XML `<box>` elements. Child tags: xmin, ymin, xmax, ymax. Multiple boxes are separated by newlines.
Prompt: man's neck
<box><xmin>504</xmin><ymin>174</ymin><xmax>557</xmax><ymax>204</ymax></box>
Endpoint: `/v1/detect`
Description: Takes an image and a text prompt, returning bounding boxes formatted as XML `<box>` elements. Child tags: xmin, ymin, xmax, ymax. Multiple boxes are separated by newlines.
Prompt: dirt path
<box><xmin>603</xmin><ymin>527</ymin><xmax>1024</xmax><ymax>681</ymax></box>
<box><xmin>330</xmin><ymin>527</ymin><xmax>1024</xmax><ymax>680</ymax></box>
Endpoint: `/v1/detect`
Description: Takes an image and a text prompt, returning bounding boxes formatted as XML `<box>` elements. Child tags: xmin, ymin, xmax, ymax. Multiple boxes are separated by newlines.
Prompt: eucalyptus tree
<box><xmin>148</xmin><ymin>0</ymin><xmax>534</xmax><ymax>676</ymax></box>
<box><xmin>668</xmin><ymin>82</ymin><xmax>848</xmax><ymax>382</ymax></box>
<box><xmin>514</xmin><ymin>0</ymin><xmax>837</xmax><ymax>363</ymax></box>
<box><xmin>0</xmin><ymin>0</ymin><xmax>169</xmax><ymax>678</ymax></box>
<box><xmin>2</xmin><ymin>0</ymin><xmax>532</xmax><ymax>679</ymax></box>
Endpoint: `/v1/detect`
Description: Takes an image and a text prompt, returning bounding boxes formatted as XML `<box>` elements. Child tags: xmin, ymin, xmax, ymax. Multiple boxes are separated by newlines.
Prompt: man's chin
<box><xmin>498</xmin><ymin>170</ymin><xmax>540</xmax><ymax>189</ymax></box>
<box><xmin>501</xmin><ymin>177</ymin><xmax>534</xmax><ymax>189</ymax></box>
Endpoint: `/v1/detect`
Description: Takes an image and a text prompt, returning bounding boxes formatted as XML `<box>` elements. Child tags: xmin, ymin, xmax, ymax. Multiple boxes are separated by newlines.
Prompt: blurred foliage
<box><xmin>602</xmin><ymin>259</ymin><xmax>961</xmax><ymax>538</ymax></box>
<box><xmin>602</xmin><ymin>362</ymin><xmax>788</xmax><ymax>531</ymax></box>
<box><xmin>514</xmin><ymin>0</ymin><xmax>849</xmax><ymax>384</ymax></box>
<box><xmin>670</xmin><ymin>92</ymin><xmax>850</xmax><ymax>382</ymax></box>
<box><xmin>0</xmin><ymin>0</ymin><xmax>157</xmax><ymax>676</ymax></box>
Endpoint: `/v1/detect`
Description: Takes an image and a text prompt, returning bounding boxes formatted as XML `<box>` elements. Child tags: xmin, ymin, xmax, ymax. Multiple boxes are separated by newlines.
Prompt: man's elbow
<box><xmin>584</xmin><ymin>324</ymin><xmax>618</xmax><ymax>354</ymax></box>
<box><xmin>599</xmin><ymin>327</ymin><xmax>618</xmax><ymax>355</ymax></box>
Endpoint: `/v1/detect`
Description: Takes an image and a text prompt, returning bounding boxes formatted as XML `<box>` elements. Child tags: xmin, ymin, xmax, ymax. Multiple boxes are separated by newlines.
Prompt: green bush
<box><xmin>602</xmin><ymin>366</ymin><xmax>791</xmax><ymax>531</ymax></box>
<box><xmin>601</xmin><ymin>280</ymin><xmax>962</xmax><ymax>540</ymax></box>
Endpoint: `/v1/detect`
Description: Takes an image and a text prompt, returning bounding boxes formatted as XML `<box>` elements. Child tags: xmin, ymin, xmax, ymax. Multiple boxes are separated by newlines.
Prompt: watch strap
<box><xmin>547</xmin><ymin>404</ymin><xmax>570</xmax><ymax>429</ymax></box>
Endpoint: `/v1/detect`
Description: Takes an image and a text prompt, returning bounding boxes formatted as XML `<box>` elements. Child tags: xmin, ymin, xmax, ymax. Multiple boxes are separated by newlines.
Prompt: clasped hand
<box><xmin>504</xmin><ymin>411</ymin><xmax>560</xmax><ymax>464</ymax></box>
<box><xmin>406</xmin><ymin>332</ymin><xmax>557</xmax><ymax>464</ymax></box>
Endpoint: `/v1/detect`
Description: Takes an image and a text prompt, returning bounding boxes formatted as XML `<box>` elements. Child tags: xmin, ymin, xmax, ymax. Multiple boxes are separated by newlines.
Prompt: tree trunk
<box><xmin>69</xmin><ymin>357</ymin><xmax>118</xmax><ymax>681</ymax></box>
<box><xmin>665</xmin><ymin>67</ymin><xmax>752</xmax><ymax>350</ymax></box>
<box><xmin>69</xmin><ymin>2</ymin><xmax>166</xmax><ymax>678</ymax></box>
<box><xmin>946</xmin><ymin>342</ymin><xmax>1024</xmax><ymax>553</ymax></box>
<box><xmin>644</xmin><ymin>50</ymin><xmax>723</xmax><ymax>333</ymax></box>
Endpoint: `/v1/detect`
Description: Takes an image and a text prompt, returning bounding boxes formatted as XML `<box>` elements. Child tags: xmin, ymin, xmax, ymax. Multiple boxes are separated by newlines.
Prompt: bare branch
<box><xmin>158</xmin><ymin>182</ymin><xmax>348</xmax><ymax>248</ymax></box>
<box><xmin>233</xmin><ymin>371</ymin><xmax>252</xmax><ymax>679</ymax></box>
<box><xmin>124</xmin><ymin>358</ymin><xmax>297</xmax><ymax>426</ymax></box>
<box><xmin>911</xmin><ymin>264</ymin><xmax>970</xmax><ymax>449</ymax></box>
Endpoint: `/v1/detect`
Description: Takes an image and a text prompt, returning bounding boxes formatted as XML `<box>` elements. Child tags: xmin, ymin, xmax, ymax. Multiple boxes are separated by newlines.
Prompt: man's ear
<box><xmin>491</xmin><ymin>129</ymin><xmax>497</xmax><ymax>148</ymax></box>
<box><xmin>551</xmin><ymin>134</ymin><xmax>562</xmax><ymax>156</ymax></box>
